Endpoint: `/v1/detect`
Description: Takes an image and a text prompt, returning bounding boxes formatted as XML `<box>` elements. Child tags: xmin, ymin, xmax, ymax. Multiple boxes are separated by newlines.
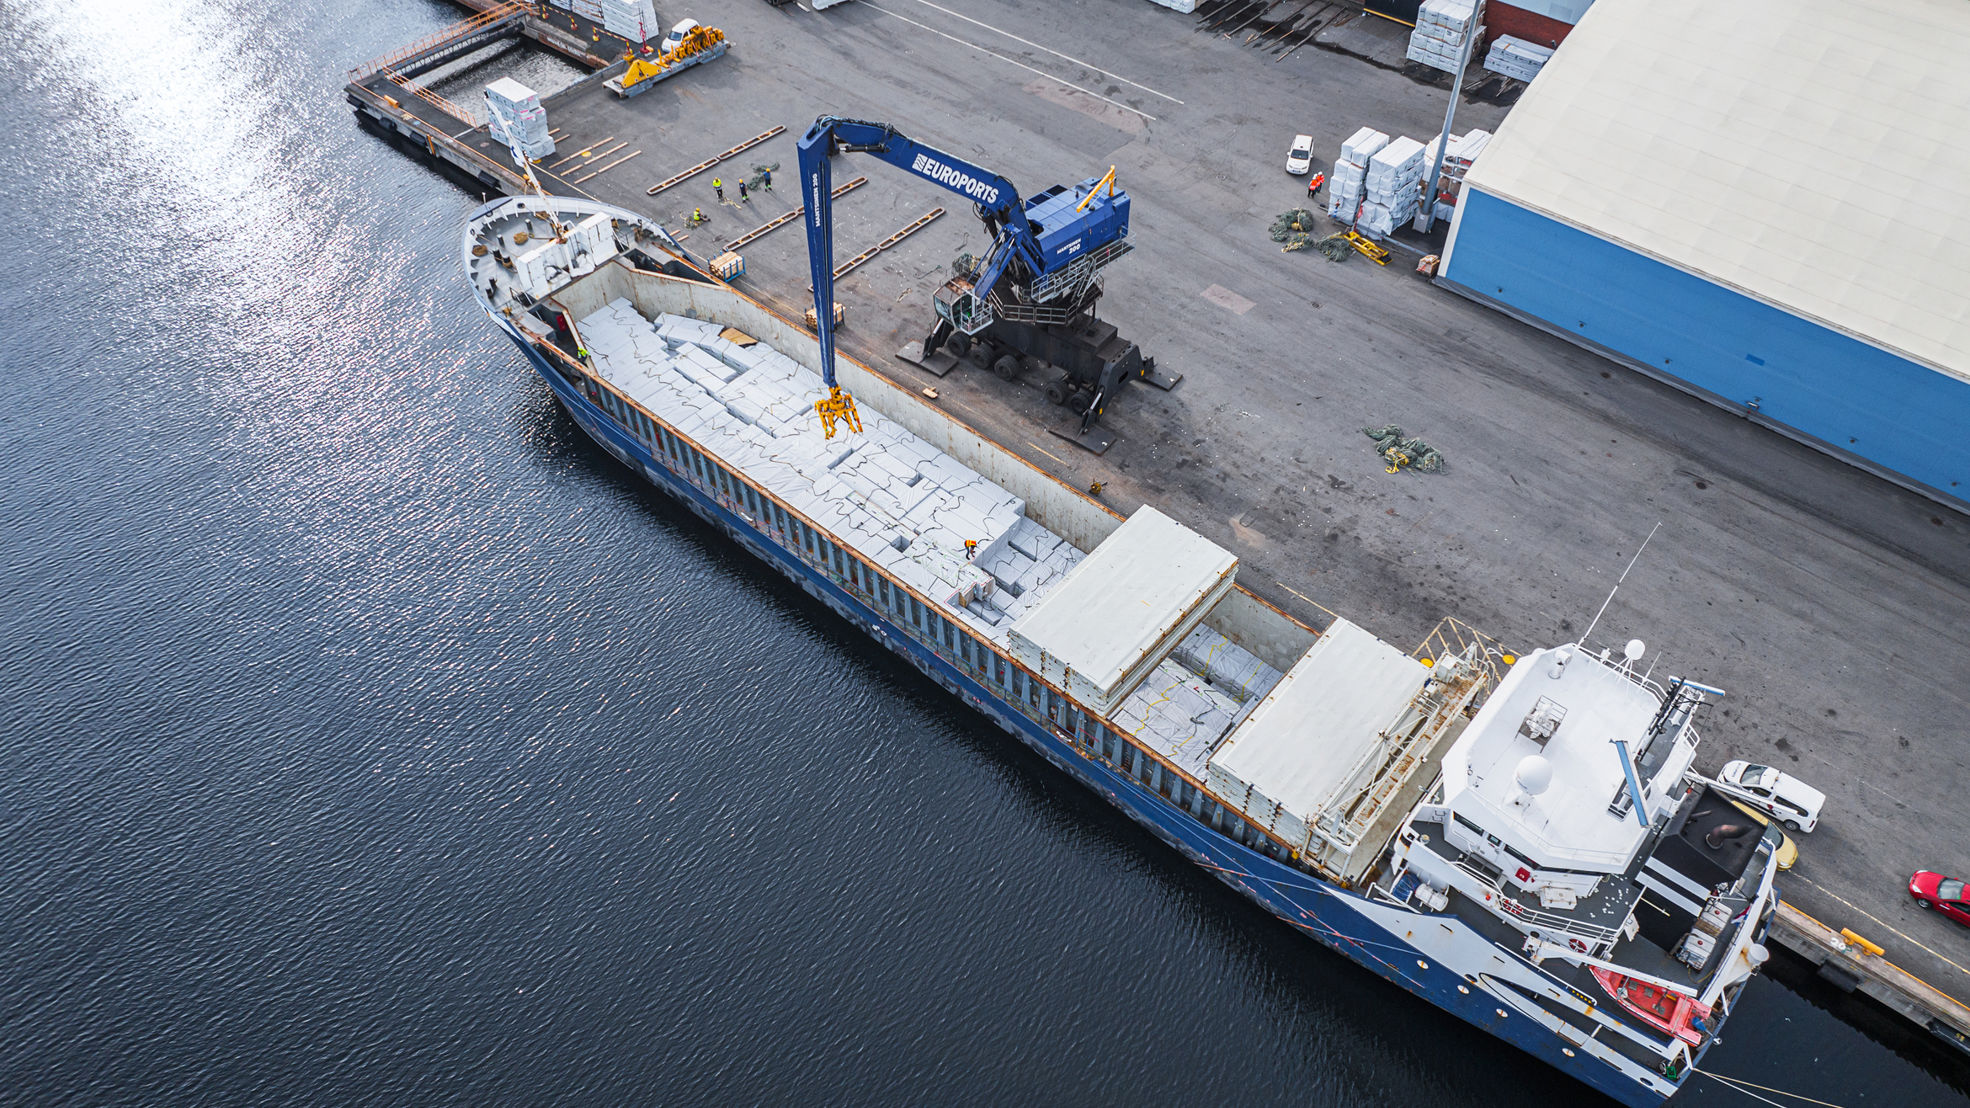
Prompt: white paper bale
<box><xmin>1340</xmin><ymin>127</ymin><xmax>1390</xmax><ymax>165</ymax></box>
<box><xmin>1369</xmin><ymin>136</ymin><xmax>1426</xmax><ymax>174</ymax></box>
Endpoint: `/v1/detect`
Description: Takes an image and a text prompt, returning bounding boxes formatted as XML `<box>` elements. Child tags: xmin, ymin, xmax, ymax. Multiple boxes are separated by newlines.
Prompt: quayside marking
<box><xmin>857</xmin><ymin>2</ymin><xmax>1158</xmax><ymax>123</ymax></box>
<box><xmin>895</xmin><ymin>0</ymin><xmax>1184</xmax><ymax>105</ymax></box>
<box><xmin>1787</xmin><ymin>874</ymin><xmax>1970</xmax><ymax>982</ymax></box>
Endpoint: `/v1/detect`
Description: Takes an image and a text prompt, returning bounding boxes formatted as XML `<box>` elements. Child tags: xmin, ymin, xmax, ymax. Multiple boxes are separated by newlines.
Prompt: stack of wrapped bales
<box><xmin>1326</xmin><ymin>127</ymin><xmax>1388</xmax><ymax>224</ymax></box>
<box><xmin>484</xmin><ymin>78</ymin><xmax>555</xmax><ymax>161</ymax></box>
<box><xmin>1406</xmin><ymin>0</ymin><xmax>1484</xmax><ymax>72</ymax></box>
<box><xmin>1358</xmin><ymin>136</ymin><xmax>1426</xmax><ymax>238</ymax></box>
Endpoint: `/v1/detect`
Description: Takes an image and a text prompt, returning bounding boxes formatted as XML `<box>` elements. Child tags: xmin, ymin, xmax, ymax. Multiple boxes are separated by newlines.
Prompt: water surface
<box><xmin>0</xmin><ymin>1</ymin><xmax>1958</xmax><ymax>1105</ymax></box>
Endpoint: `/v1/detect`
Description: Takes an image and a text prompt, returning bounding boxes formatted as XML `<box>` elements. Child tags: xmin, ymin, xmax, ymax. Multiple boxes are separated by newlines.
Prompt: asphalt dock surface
<box><xmin>484</xmin><ymin>0</ymin><xmax>1970</xmax><ymax>1023</ymax></box>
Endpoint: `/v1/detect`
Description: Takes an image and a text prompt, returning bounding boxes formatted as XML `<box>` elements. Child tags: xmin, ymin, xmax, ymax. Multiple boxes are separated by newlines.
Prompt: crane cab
<box><xmin>1023</xmin><ymin>177</ymin><xmax>1130</xmax><ymax>271</ymax></box>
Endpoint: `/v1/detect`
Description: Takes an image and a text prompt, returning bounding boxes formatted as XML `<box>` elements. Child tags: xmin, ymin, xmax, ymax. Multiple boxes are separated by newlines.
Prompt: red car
<box><xmin>1910</xmin><ymin>871</ymin><xmax>1970</xmax><ymax>926</ymax></box>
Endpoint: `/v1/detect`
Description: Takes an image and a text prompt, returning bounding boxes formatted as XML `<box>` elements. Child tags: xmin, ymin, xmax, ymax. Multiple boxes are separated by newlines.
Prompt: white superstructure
<box><xmin>1441</xmin><ymin>643</ymin><xmax>1697</xmax><ymax>881</ymax></box>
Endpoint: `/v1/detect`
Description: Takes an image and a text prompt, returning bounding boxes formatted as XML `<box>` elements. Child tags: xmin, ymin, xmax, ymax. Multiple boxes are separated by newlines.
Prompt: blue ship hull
<box><xmin>489</xmin><ymin>314</ymin><xmax>1695</xmax><ymax>1106</ymax></box>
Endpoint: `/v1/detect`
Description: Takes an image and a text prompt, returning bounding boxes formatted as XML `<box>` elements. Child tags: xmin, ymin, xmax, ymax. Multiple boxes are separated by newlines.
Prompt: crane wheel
<box><xmin>1043</xmin><ymin>379</ymin><xmax>1069</xmax><ymax>406</ymax></box>
<box><xmin>992</xmin><ymin>355</ymin><xmax>1020</xmax><ymax>382</ymax></box>
<box><xmin>947</xmin><ymin>333</ymin><xmax>971</xmax><ymax>358</ymax></box>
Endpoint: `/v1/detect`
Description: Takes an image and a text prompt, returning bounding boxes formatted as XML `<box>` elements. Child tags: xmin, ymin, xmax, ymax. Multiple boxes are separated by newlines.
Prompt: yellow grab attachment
<box><xmin>1344</xmin><ymin>231</ymin><xmax>1391</xmax><ymax>266</ymax></box>
<box><xmin>816</xmin><ymin>385</ymin><xmax>862</xmax><ymax>440</ymax></box>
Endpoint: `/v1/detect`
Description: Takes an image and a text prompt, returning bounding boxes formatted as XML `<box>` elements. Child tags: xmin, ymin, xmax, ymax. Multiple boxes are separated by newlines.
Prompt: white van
<box><xmin>1706</xmin><ymin>760</ymin><xmax>1826</xmax><ymax>833</ymax></box>
<box><xmin>661</xmin><ymin>19</ymin><xmax>700</xmax><ymax>55</ymax></box>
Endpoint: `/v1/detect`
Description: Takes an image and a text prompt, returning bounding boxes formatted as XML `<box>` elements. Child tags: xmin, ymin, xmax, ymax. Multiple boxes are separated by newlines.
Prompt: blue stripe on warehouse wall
<box><xmin>1439</xmin><ymin>187</ymin><xmax>1970</xmax><ymax>506</ymax></box>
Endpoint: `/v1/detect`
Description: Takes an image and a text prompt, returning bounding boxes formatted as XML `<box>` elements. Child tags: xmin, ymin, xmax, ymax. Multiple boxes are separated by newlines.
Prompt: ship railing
<box><xmin>1027</xmin><ymin>237</ymin><xmax>1132</xmax><ymax>304</ymax></box>
<box><xmin>1309</xmin><ymin>643</ymin><xmax>1490</xmax><ymax>856</ymax></box>
<box><xmin>1413</xmin><ymin>617</ymin><xmax>1506</xmax><ymax>707</ymax></box>
<box><xmin>1452</xmin><ymin>858</ymin><xmax>1625</xmax><ymax>951</ymax></box>
<box><xmin>984</xmin><ymin>290</ymin><xmax>1082</xmax><ymax>327</ymax></box>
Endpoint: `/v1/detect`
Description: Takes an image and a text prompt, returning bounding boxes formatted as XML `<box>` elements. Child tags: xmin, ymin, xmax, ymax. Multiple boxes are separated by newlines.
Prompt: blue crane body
<box><xmin>796</xmin><ymin>116</ymin><xmax>1150</xmax><ymax>438</ymax></box>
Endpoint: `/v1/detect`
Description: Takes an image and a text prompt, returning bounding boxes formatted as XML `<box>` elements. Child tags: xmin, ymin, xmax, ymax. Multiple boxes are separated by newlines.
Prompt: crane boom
<box><xmin>795</xmin><ymin>115</ymin><xmax>1132</xmax><ymax>438</ymax></box>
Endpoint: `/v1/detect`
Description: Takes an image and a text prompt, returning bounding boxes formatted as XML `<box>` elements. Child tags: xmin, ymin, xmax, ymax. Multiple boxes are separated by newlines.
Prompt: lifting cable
<box><xmin>1693</xmin><ymin>1068</ymin><xmax>1850</xmax><ymax>1108</ymax></box>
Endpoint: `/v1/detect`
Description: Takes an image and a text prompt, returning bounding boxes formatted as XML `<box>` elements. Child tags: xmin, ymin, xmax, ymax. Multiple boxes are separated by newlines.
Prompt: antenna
<box><xmin>1581</xmin><ymin>522</ymin><xmax>1661</xmax><ymax>646</ymax></box>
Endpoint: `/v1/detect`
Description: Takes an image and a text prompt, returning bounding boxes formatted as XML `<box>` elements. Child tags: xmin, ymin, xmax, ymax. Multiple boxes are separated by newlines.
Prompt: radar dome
<box><xmin>1514</xmin><ymin>755</ymin><xmax>1553</xmax><ymax>796</ymax></box>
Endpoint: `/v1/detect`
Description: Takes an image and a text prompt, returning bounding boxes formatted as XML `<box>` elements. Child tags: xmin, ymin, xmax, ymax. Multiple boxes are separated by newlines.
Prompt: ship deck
<box><xmin>1403</xmin><ymin>811</ymin><xmax>1765</xmax><ymax>1002</ymax></box>
<box><xmin>570</xmin><ymin>287</ymin><xmax>1283</xmax><ymax>765</ymax></box>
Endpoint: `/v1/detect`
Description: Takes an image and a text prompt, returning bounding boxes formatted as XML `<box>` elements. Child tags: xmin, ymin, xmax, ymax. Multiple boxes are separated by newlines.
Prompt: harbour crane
<box><xmin>796</xmin><ymin>116</ymin><xmax>1157</xmax><ymax>440</ymax></box>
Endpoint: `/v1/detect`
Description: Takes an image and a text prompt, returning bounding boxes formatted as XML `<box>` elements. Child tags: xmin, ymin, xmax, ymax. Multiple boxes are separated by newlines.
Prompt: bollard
<box><xmin>1840</xmin><ymin>928</ymin><xmax>1886</xmax><ymax>957</ymax></box>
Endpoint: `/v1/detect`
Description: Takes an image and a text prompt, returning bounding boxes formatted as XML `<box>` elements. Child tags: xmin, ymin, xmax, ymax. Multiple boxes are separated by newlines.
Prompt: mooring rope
<box><xmin>1694</xmin><ymin>1067</ymin><xmax>1851</xmax><ymax>1108</ymax></box>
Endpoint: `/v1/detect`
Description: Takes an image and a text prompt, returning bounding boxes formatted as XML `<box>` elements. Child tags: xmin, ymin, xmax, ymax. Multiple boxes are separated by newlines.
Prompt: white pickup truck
<box><xmin>1695</xmin><ymin>760</ymin><xmax>1826</xmax><ymax>833</ymax></box>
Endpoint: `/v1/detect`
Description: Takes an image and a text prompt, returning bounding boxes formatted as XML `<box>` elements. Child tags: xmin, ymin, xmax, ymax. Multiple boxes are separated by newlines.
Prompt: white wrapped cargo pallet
<box><xmin>1415</xmin><ymin>0</ymin><xmax>1480</xmax><ymax>33</ymax></box>
<box><xmin>1407</xmin><ymin>0</ymin><xmax>1482</xmax><ymax>72</ymax></box>
<box><xmin>1006</xmin><ymin>507</ymin><xmax>1238</xmax><ymax>718</ymax></box>
<box><xmin>1485</xmin><ymin>35</ymin><xmax>1555</xmax><ymax>81</ymax></box>
<box><xmin>1366</xmin><ymin>136</ymin><xmax>1426</xmax><ymax>184</ymax></box>
<box><xmin>484</xmin><ymin>77</ymin><xmax>542</xmax><ymax>113</ymax></box>
<box><xmin>1141</xmin><ymin>0</ymin><xmax>1198</xmax><ymax>10</ymax></box>
<box><xmin>1355</xmin><ymin>203</ymin><xmax>1398</xmax><ymax>239</ymax></box>
<box><xmin>1340</xmin><ymin>127</ymin><xmax>1390</xmax><ymax>165</ymax></box>
<box><xmin>1446</xmin><ymin>128</ymin><xmax>1491</xmax><ymax>169</ymax></box>
<box><xmin>601</xmin><ymin>0</ymin><xmax>658</xmax><ymax>42</ymax></box>
<box><xmin>1418</xmin><ymin>0</ymin><xmax>1481</xmax><ymax>36</ymax></box>
<box><xmin>1328</xmin><ymin>155</ymin><xmax>1366</xmax><ymax>222</ymax></box>
<box><xmin>1410</xmin><ymin>19</ymin><xmax>1478</xmax><ymax>50</ymax></box>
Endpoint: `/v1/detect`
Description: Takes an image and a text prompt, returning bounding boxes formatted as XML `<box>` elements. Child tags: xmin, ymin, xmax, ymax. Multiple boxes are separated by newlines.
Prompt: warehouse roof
<box><xmin>1457</xmin><ymin>0</ymin><xmax>1970</xmax><ymax>384</ymax></box>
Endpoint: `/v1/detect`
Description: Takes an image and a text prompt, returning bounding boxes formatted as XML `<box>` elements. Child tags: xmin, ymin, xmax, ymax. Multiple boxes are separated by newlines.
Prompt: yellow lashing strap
<box><xmin>816</xmin><ymin>385</ymin><xmax>862</xmax><ymax>440</ymax></box>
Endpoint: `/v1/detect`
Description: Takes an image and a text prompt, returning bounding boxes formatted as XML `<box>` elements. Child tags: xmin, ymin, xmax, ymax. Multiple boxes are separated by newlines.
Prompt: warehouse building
<box><xmin>1438</xmin><ymin>0</ymin><xmax>1970</xmax><ymax>507</ymax></box>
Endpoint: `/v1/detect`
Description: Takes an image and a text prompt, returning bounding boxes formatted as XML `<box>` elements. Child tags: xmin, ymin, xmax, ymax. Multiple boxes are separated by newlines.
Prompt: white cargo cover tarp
<box><xmin>1007</xmin><ymin>506</ymin><xmax>1237</xmax><ymax>716</ymax></box>
<box><xmin>1207</xmin><ymin>618</ymin><xmax>1429</xmax><ymax>848</ymax></box>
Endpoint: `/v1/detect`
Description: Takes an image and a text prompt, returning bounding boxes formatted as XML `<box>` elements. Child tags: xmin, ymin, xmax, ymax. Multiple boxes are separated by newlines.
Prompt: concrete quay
<box><xmin>345</xmin><ymin>0</ymin><xmax>1970</xmax><ymax>1076</ymax></box>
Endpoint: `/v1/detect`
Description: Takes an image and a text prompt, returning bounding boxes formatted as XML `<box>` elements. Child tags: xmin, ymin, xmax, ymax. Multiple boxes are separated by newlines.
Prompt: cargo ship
<box><xmin>462</xmin><ymin>194</ymin><xmax>1784</xmax><ymax>1105</ymax></box>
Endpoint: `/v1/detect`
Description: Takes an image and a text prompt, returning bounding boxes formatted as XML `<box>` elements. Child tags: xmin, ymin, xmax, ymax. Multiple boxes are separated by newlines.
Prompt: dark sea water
<box><xmin>0</xmin><ymin>2</ymin><xmax>1960</xmax><ymax>1105</ymax></box>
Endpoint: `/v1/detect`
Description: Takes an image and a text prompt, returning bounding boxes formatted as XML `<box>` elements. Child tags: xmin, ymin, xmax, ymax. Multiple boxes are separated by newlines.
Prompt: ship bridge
<box><xmin>1439</xmin><ymin>644</ymin><xmax>1698</xmax><ymax>881</ymax></box>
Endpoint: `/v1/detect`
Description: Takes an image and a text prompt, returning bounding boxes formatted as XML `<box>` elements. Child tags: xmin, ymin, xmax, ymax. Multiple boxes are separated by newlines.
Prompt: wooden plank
<box><xmin>546</xmin><ymin>135</ymin><xmax>616</xmax><ymax>169</ymax></box>
<box><xmin>646</xmin><ymin>125</ymin><xmax>787</xmax><ymax>196</ymax></box>
<box><xmin>722</xmin><ymin>176</ymin><xmax>867</xmax><ymax>251</ymax></box>
<box><xmin>570</xmin><ymin>149</ymin><xmax>642</xmax><ymax>183</ymax></box>
<box><xmin>808</xmin><ymin>207</ymin><xmax>945</xmax><ymax>290</ymax></box>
